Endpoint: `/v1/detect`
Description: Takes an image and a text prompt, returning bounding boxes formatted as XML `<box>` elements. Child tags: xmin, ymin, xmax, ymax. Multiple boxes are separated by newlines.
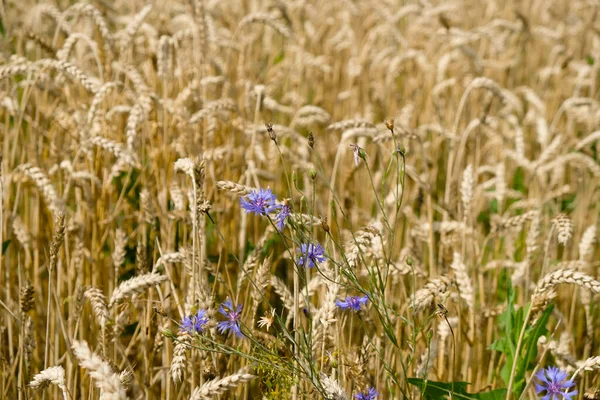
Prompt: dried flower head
<box><xmin>257</xmin><ymin>308</ymin><xmax>275</xmax><ymax>332</ymax></box>
<box><xmin>308</xmin><ymin>132</ymin><xmax>315</xmax><ymax>149</ymax></box>
<box><xmin>348</xmin><ymin>143</ymin><xmax>366</xmax><ymax>166</ymax></box>
<box><xmin>385</xmin><ymin>118</ymin><xmax>395</xmax><ymax>132</ymax></box>
<box><xmin>266</xmin><ymin>122</ymin><xmax>277</xmax><ymax>144</ymax></box>
<box><xmin>320</xmin><ymin>215</ymin><xmax>330</xmax><ymax>233</ymax></box>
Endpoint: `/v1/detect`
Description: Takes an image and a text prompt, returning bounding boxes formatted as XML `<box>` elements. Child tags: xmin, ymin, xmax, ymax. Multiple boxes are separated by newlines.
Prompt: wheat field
<box><xmin>0</xmin><ymin>0</ymin><xmax>599</xmax><ymax>399</ymax></box>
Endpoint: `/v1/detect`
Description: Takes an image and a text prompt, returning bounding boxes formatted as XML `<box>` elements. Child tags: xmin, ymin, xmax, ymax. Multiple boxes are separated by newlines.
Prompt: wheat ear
<box><xmin>189</xmin><ymin>369</ymin><xmax>256</xmax><ymax>399</ymax></box>
<box><xmin>572</xmin><ymin>356</ymin><xmax>600</xmax><ymax>380</ymax></box>
<box><xmin>72</xmin><ymin>340</ymin><xmax>127</xmax><ymax>399</ymax></box>
<box><xmin>84</xmin><ymin>287</ymin><xmax>110</xmax><ymax>329</ymax></box>
<box><xmin>108</xmin><ymin>272</ymin><xmax>168</xmax><ymax>307</ymax></box>
<box><xmin>29</xmin><ymin>366</ymin><xmax>68</xmax><ymax>400</ymax></box>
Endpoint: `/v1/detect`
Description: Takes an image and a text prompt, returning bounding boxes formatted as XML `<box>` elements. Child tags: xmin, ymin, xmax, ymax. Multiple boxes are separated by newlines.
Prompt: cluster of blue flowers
<box><xmin>200</xmin><ymin>186</ymin><xmax>579</xmax><ymax>399</ymax></box>
<box><xmin>179</xmin><ymin>299</ymin><xmax>243</xmax><ymax>338</ymax></box>
<box><xmin>239</xmin><ymin>188</ymin><xmax>379</xmax><ymax>394</ymax></box>
<box><xmin>240</xmin><ymin>188</ymin><xmax>290</xmax><ymax>231</ymax></box>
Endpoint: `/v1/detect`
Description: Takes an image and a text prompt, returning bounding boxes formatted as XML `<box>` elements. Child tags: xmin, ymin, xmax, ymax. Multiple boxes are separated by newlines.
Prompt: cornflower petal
<box><xmin>534</xmin><ymin>367</ymin><xmax>578</xmax><ymax>400</ymax></box>
<box><xmin>217</xmin><ymin>299</ymin><xmax>243</xmax><ymax>338</ymax></box>
<box><xmin>336</xmin><ymin>295</ymin><xmax>369</xmax><ymax>312</ymax></box>
<box><xmin>297</xmin><ymin>242</ymin><xmax>327</xmax><ymax>268</ymax></box>
<box><xmin>240</xmin><ymin>188</ymin><xmax>280</xmax><ymax>216</ymax></box>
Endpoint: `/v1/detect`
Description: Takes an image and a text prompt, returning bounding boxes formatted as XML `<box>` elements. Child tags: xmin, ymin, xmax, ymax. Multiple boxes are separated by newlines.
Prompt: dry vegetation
<box><xmin>0</xmin><ymin>0</ymin><xmax>600</xmax><ymax>399</ymax></box>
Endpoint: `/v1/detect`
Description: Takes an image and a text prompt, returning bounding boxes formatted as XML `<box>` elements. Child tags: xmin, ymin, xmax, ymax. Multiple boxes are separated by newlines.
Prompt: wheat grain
<box><xmin>189</xmin><ymin>99</ymin><xmax>237</xmax><ymax>124</ymax></box>
<box><xmin>12</xmin><ymin>215</ymin><xmax>32</xmax><ymax>252</ymax></box>
<box><xmin>320</xmin><ymin>373</ymin><xmax>348</xmax><ymax>400</ymax></box>
<box><xmin>238</xmin><ymin>12</ymin><xmax>292</xmax><ymax>39</ymax></box>
<box><xmin>84</xmin><ymin>287</ymin><xmax>110</xmax><ymax>329</ymax></box>
<box><xmin>450</xmin><ymin>252</ymin><xmax>473</xmax><ymax>309</ymax></box>
<box><xmin>573</xmin><ymin>356</ymin><xmax>600</xmax><ymax>379</ymax></box>
<box><xmin>108</xmin><ymin>272</ymin><xmax>168</xmax><ymax>307</ymax></box>
<box><xmin>29</xmin><ymin>366</ymin><xmax>68</xmax><ymax>400</ymax></box>
<box><xmin>17</xmin><ymin>164</ymin><xmax>65</xmax><ymax>215</ymax></box>
<box><xmin>116</xmin><ymin>5</ymin><xmax>152</xmax><ymax>49</ymax></box>
<box><xmin>250</xmin><ymin>255</ymin><xmax>272</xmax><ymax>315</ymax></box>
<box><xmin>215</xmin><ymin>180</ymin><xmax>256</xmax><ymax>196</ymax></box>
<box><xmin>534</xmin><ymin>269</ymin><xmax>600</xmax><ymax>301</ymax></box>
<box><xmin>89</xmin><ymin>136</ymin><xmax>139</xmax><ymax>167</ymax></box>
<box><xmin>460</xmin><ymin>164</ymin><xmax>474</xmax><ymax>216</ymax></box>
<box><xmin>112</xmin><ymin>229</ymin><xmax>127</xmax><ymax>269</ymax></box>
<box><xmin>270</xmin><ymin>276</ymin><xmax>294</xmax><ymax>313</ymax></box>
<box><xmin>552</xmin><ymin>213</ymin><xmax>573</xmax><ymax>245</ymax></box>
<box><xmin>579</xmin><ymin>225</ymin><xmax>596</xmax><ymax>262</ymax></box>
<box><xmin>66</xmin><ymin>3</ymin><xmax>114</xmax><ymax>59</ymax></box>
<box><xmin>189</xmin><ymin>369</ymin><xmax>256</xmax><ymax>399</ymax></box>
<box><xmin>171</xmin><ymin>330</ymin><xmax>191</xmax><ymax>383</ymax></box>
<box><xmin>412</xmin><ymin>276</ymin><xmax>453</xmax><ymax>313</ymax></box>
<box><xmin>57</xmin><ymin>33</ymin><xmax>100</xmax><ymax>62</ymax></box>
<box><xmin>72</xmin><ymin>340</ymin><xmax>127</xmax><ymax>399</ymax></box>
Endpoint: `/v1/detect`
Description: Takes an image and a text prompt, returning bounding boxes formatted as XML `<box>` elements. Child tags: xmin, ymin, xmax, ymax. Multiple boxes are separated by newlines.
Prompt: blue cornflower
<box><xmin>298</xmin><ymin>242</ymin><xmax>327</xmax><ymax>268</ymax></box>
<box><xmin>275</xmin><ymin>203</ymin><xmax>291</xmax><ymax>231</ymax></box>
<box><xmin>217</xmin><ymin>299</ymin><xmax>243</xmax><ymax>338</ymax></box>
<box><xmin>535</xmin><ymin>367</ymin><xmax>577</xmax><ymax>400</ymax></box>
<box><xmin>354</xmin><ymin>387</ymin><xmax>380</xmax><ymax>400</ymax></box>
<box><xmin>179</xmin><ymin>309</ymin><xmax>209</xmax><ymax>335</ymax></box>
<box><xmin>336</xmin><ymin>295</ymin><xmax>369</xmax><ymax>312</ymax></box>
<box><xmin>240</xmin><ymin>188</ymin><xmax>280</xmax><ymax>216</ymax></box>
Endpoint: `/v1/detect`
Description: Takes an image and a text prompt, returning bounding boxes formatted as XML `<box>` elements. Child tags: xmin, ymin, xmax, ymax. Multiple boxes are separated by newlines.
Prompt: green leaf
<box><xmin>514</xmin><ymin>304</ymin><xmax>554</xmax><ymax>394</ymax></box>
<box><xmin>273</xmin><ymin>50</ymin><xmax>285</xmax><ymax>65</ymax></box>
<box><xmin>408</xmin><ymin>378</ymin><xmax>507</xmax><ymax>399</ymax></box>
<box><xmin>2</xmin><ymin>240</ymin><xmax>10</xmax><ymax>254</ymax></box>
<box><xmin>488</xmin><ymin>281</ymin><xmax>554</xmax><ymax>396</ymax></box>
<box><xmin>586</xmin><ymin>55</ymin><xmax>595</xmax><ymax>65</ymax></box>
<box><xmin>0</xmin><ymin>19</ymin><xmax>5</xmax><ymax>38</ymax></box>
<box><xmin>512</xmin><ymin>167</ymin><xmax>526</xmax><ymax>194</ymax></box>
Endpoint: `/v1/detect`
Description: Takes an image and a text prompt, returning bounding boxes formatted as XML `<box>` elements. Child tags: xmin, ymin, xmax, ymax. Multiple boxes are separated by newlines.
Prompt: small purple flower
<box><xmin>179</xmin><ymin>309</ymin><xmax>209</xmax><ymax>335</ymax></box>
<box><xmin>534</xmin><ymin>367</ymin><xmax>577</xmax><ymax>400</ymax></box>
<box><xmin>240</xmin><ymin>188</ymin><xmax>280</xmax><ymax>216</ymax></box>
<box><xmin>217</xmin><ymin>299</ymin><xmax>243</xmax><ymax>338</ymax></box>
<box><xmin>275</xmin><ymin>203</ymin><xmax>291</xmax><ymax>231</ymax></box>
<box><xmin>336</xmin><ymin>295</ymin><xmax>369</xmax><ymax>312</ymax></box>
<box><xmin>298</xmin><ymin>242</ymin><xmax>327</xmax><ymax>268</ymax></box>
<box><xmin>354</xmin><ymin>387</ymin><xmax>379</xmax><ymax>400</ymax></box>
